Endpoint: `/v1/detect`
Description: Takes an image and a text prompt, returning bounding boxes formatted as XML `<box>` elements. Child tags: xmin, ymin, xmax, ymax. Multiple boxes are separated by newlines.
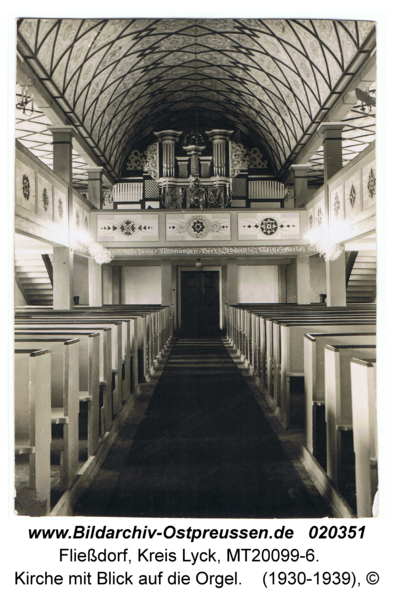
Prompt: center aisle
<box><xmin>75</xmin><ymin>337</ymin><xmax>331</xmax><ymax>519</ymax></box>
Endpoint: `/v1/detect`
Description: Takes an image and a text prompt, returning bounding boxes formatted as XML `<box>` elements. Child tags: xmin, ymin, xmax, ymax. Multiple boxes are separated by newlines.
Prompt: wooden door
<box><xmin>180</xmin><ymin>271</ymin><xmax>220</xmax><ymax>337</ymax></box>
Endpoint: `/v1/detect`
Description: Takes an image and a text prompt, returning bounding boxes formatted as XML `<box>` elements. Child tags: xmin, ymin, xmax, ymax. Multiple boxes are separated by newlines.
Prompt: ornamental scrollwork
<box><xmin>231</xmin><ymin>142</ymin><xmax>249</xmax><ymax>178</ymax></box>
<box><xmin>367</xmin><ymin>167</ymin><xmax>376</xmax><ymax>199</ymax></box>
<box><xmin>143</xmin><ymin>143</ymin><xmax>158</xmax><ymax>180</ymax></box>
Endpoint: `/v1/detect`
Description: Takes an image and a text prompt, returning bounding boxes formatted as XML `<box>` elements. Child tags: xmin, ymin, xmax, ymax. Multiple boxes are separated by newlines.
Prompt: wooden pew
<box><xmin>304</xmin><ymin>332</ymin><xmax>376</xmax><ymax>457</ymax></box>
<box><xmin>15</xmin><ymin>338</ymin><xmax>80</xmax><ymax>489</ymax></box>
<box><xmin>15</xmin><ymin>332</ymin><xmax>100</xmax><ymax>458</ymax></box>
<box><xmin>15</xmin><ymin>324</ymin><xmax>113</xmax><ymax>432</ymax></box>
<box><xmin>350</xmin><ymin>357</ymin><xmax>377</xmax><ymax>517</ymax></box>
<box><xmin>275</xmin><ymin>318</ymin><xmax>376</xmax><ymax>428</ymax></box>
<box><xmin>324</xmin><ymin>344</ymin><xmax>377</xmax><ymax>497</ymax></box>
<box><xmin>15</xmin><ymin>348</ymin><xmax>52</xmax><ymax>515</ymax></box>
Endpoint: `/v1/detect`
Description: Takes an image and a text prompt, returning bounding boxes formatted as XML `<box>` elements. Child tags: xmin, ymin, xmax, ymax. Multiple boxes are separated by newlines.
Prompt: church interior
<box><xmin>13</xmin><ymin>17</ymin><xmax>377</xmax><ymax>519</ymax></box>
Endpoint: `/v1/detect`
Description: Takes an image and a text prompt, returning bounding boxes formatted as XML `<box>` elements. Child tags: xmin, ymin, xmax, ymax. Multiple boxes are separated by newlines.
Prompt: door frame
<box><xmin>177</xmin><ymin>266</ymin><xmax>223</xmax><ymax>332</ymax></box>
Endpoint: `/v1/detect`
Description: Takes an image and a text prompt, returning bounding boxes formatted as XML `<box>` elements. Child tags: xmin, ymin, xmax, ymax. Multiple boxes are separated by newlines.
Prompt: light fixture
<box><xmin>72</xmin><ymin>230</ymin><xmax>112</xmax><ymax>265</ymax></box>
<box><xmin>303</xmin><ymin>228</ymin><xmax>344</xmax><ymax>262</ymax></box>
<box><xmin>355</xmin><ymin>88</ymin><xmax>376</xmax><ymax>114</ymax></box>
<box><xmin>16</xmin><ymin>82</ymin><xmax>35</xmax><ymax>116</ymax></box>
<box><xmin>195</xmin><ymin>258</ymin><xmax>202</xmax><ymax>267</ymax></box>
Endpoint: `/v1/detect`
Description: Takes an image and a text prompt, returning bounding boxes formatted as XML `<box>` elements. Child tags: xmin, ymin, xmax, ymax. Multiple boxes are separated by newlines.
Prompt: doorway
<box><xmin>180</xmin><ymin>271</ymin><xmax>220</xmax><ymax>337</ymax></box>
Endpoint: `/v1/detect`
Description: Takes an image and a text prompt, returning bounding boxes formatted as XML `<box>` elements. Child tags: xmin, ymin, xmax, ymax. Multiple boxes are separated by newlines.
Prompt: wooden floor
<box><xmin>74</xmin><ymin>337</ymin><xmax>332</xmax><ymax>519</ymax></box>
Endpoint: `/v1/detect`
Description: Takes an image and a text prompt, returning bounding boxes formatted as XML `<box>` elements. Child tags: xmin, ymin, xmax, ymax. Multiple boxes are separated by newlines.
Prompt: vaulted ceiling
<box><xmin>17</xmin><ymin>18</ymin><xmax>376</xmax><ymax>183</ymax></box>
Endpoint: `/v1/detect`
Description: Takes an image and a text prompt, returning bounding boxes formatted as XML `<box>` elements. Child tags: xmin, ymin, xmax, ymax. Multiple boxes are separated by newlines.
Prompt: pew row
<box><xmin>15</xmin><ymin>349</ymin><xmax>52</xmax><ymax>515</ymax></box>
<box><xmin>15</xmin><ymin>338</ymin><xmax>80</xmax><ymax>491</ymax></box>
<box><xmin>304</xmin><ymin>332</ymin><xmax>376</xmax><ymax>456</ymax></box>
<box><xmin>324</xmin><ymin>344</ymin><xmax>377</xmax><ymax>512</ymax></box>
<box><xmin>350</xmin><ymin>357</ymin><xmax>377</xmax><ymax>517</ymax></box>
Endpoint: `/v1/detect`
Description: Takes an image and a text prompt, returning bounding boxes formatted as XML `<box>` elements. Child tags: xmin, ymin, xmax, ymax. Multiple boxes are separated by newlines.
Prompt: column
<box><xmin>49</xmin><ymin>126</ymin><xmax>74</xmax><ymax>309</ymax></box>
<box><xmin>278</xmin><ymin>264</ymin><xmax>287</xmax><ymax>303</ymax></box>
<box><xmin>53</xmin><ymin>246</ymin><xmax>73</xmax><ymax>309</ymax></box>
<box><xmin>161</xmin><ymin>260</ymin><xmax>172</xmax><ymax>306</ymax></box>
<box><xmin>318</xmin><ymin>122</ymin><xmax>346</xmax><ymax>306</ymax></box>
<box><xmin>102</xmin><ymin>265</ymin><xmax>113</xmax><ymax>304</ymax></box>
<box><xmin>206</xmin><ymin>130</ymin><xmax>233</xmax><ymax>176</ymax></box>
<box><xmin>88</xmin><ymin>258</ymin><xmax>102</xmax><ymax>306</ymax></box>
<box><xmin>86</xmin><ymin>167</ymin><xmax>103</xmax><ymax>209</ymax></box>
<box><xmin>226</xmin><ymin>259</ymin><xmax>238</xmax><ymax>305</ymax></box>
<box><xmin>296</xmin><ymin>256</ymin><xmax>311</xmax><ymax>304</ymax></box>
<box><xmin>291</xmin><ymin>164</ymin><xmax>311</xmax><ymax>208</ymax></box>
<box><xmin>154</xmin><ymin>130</ymin><xmax>182</xmax><ymax>177</ymax></box>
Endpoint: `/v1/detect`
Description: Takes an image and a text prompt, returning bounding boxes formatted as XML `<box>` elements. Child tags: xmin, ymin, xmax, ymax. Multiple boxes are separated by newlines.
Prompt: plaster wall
<box><xmin>121</xmin><ymin>266</ymin><xmax>162</xmax><ymax>304</ymax></box>
<box><xmin>237</xmin><ymin>265</ymin><xmax>278</xmax><ymax>303</ymax></box>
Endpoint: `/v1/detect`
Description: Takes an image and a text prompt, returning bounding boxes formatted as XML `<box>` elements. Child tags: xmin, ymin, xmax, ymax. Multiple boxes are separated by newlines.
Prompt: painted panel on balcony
<box><xmin>345</xmin><ymin>172</ymin><xmax>361</xmax><ymax>219</ymax></box>
<box><xmin>166</xmin><ymin>213</ymin><xmax>231</xmax><ymax>242</ymax></box>
<box><xmin>53</xmin><ymin>186</ymin><xmax>67</xmax><ymax>225</ymax></box>
<box><xmin>238</xmin><ymin>212</ymin><xmax>300</xmax><ymax>241</ymax></box>
<box><xmin>36</xmin><ymin>174</ymin><xmax>53</xmax><ymax>219</ymax></box>
<box><xmin>97</xmin><ymin>213</ymin><xmax>159</xmax><ymax>242</ymax></box>
<box><xmin>308</xmin><ymin>206</ymin><xmax>315</xmax><ymax>230</ymax></box>
<box><xmin>314</xmin><ymin>199</ymin><xmax>325</xmax><ymax>230</ymax></box>
<box><xmin>15</xmin><ymin>158</ymin><xmax>36</xmax><ymax>212</ymax></box>
<box><xmin>362</xmin><ymin>159</ymin><xmax>376</xmax><ymax>210</ymax></box>
<box><xmin>330</xmin><ymin>184</ymin><xmax>345</xmax><ymax>222</ymax></box>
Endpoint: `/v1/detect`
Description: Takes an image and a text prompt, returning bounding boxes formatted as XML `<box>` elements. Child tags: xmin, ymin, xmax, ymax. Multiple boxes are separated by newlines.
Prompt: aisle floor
<box><xmin>74</xmin><ymin>337</ymin><xmax>332</xmax><ymax>519</ymax></box>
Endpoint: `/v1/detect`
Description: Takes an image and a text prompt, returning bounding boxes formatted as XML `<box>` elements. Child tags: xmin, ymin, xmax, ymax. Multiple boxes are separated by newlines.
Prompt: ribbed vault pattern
<box><xmin>18</xmin><ymin>18</ymin><xmax>375</xmax><ymax>179</ymax></box>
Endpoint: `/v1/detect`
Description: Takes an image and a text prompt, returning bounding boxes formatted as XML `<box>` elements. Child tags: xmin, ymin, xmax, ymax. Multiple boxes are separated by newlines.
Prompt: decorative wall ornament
<box><xmin>249</xmin><ymin>148</ymin><xmax>268</xmax><ymax>169</ymax></box>
<box><xmin>75</xmin><ymin>209</ymin><xmax>80</xmax><ymax>229</ymax></box>
<box><xmin>22</xmin><ymin>175</ymin><xmax>30</xmax><ymax>200</ymax></box>
<box><xmin>362</xmin><ymin>159</ymin><xmax>376</xmax><ymax>210</ymax></box>
<box><xmin>84</xmin><ymin>216</ymin><xmax>89</xmax><ymax>230</ymax></box>
<box><xmin>309</xmin><ymin>214</ymin><xmax>313</xmax><ymax>228</ymax></box>
<box><xmin>42</xmin><ymin>188</ymin><xmax>49</xmax><ymax>211</ymax></box>
<box><xmin>345</xmin><ymin>173</ymin><xmax>360</xmax><ymax>216</ymax></box>
<box><xmin>97</xmin><ymin>213</ymin><xmax>159</xmax><ymax>242</ymax></box>
<box><xmin>15</xmin><ymin>159</ymin><xmax>36</xmax><ymax>211</ymax></box>
<box><xmin>334</xmin><ymin>193</ymin><xmax>340</xmax><ymax>218</ymax></box>
<box><xmin>53</xmin><ymin>186</ymin><xmax>67</xmax><ymax>224</ymax></box>
<box><xmin>110</xmin><ymin>245</ymin><xmax>309</xmax><ymax>257</ymax></box>
<box><xmin>37</xmin><ymin>174</ymin><xmax>53</xmax><ymax>219</ymax></box>
<box><xmin>284</xmin><ymin>186</ymin><xmax>295</xmax><ymax>204</ymax></box>
<box><xmin>230</xmin><ymin>142</ymin><xmax>249</xmax><ymax>178</ymax></box>
<box><xmin>143</xmin><ymin>142</ymin><xmax>158</xmax><ymax>180</ymax></box>
<box><xmin>166</xmin><ymin>213</ymin><xmax>231</xmax><ymax>241</ymax></box>
<box><xmin>238</xmin><ymin>212</ymin><xmax>300</xmax><ymax>241</ymax></box>
<box><xmin>349</xmin><ymin>184</ymin><xmax>356</xmax><ymax>208</ymax></box>
<box><xmin>316</xmin><ymin>207</ymin><xmax>323</xmax><ymax>226</ymax></box>
<box><xmin>367</xmin><ymin>167</ymin><xmax>376</xmax><ymax>199</ymax></box>
<box><xmin>126</xmin><ymin>149</ymin><xmax>144</xmax><ymax>170</ymax></box>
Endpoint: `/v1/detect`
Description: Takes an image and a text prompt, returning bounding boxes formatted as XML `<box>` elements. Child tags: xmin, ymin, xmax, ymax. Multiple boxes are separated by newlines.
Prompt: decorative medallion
<box><xmin>316</xmin><ymin>207</ymin><xmax>323</xmax><ymax>226</ymax></box>
<box><xmin>367</xmin><ymin>167</ymin><xmax>376</xmax><ymax>199</ymax></box>
<box><xmin>260</xmin><ymin>217</ymin><xmax>278</xmax><ymax>235</ymax></box>
<box><xmin>58</xmin><ymin>198</ymin><xmax>64</xmax><ymax>220</ymax></box>
<box><xmin>22</xmin><ymin>174</ymin><xmax>30</xmax><ymax>200</ymax></box>
<box><xmin>42</xmin><ymin>188</ymin><xmax>49</xmax><ymax>211</ymax></box>
<box><xmin>97</xmin><ymin>213</ymin><xmax>159</xmax><ymax>242</ymax></box>
<box><xmin>170</xmin><ymin>215</ymin><xmax>224</xmax><ymax>239</ymax></box>
<box><xmin>166</xmin><ymin>213</ymin><xmax>231</xmax><ymax>241</ymax></box>
<box><xmin>334</xmin><ymin>193</ymin><xmax>340</xmax><ymax>218</ymax></box>
<box><xmin>349</xmin><ymin>184</ymin><xmax>356</xmax><ymax>208</ymax></box>
<box><xmin>238</xmin><ymin>212</ymin><xmax>300</xmax><ymax>240</ymax></box>
<box><xmin>75</xmin><ymin>209</ymin><xmax>80</xmax><ymax>228</ymax></box>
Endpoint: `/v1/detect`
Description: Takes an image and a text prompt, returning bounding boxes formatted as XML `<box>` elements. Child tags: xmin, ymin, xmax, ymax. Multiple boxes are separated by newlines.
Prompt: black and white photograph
<box><xmin>5</xmin><ymin>5</ymin><xmax>393</xmax><ymax>596</ymax></box>
<box><xmin>12</xmin><ymin>14</ymin><xmax>380</xmax><ymax>519</ymax></box>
